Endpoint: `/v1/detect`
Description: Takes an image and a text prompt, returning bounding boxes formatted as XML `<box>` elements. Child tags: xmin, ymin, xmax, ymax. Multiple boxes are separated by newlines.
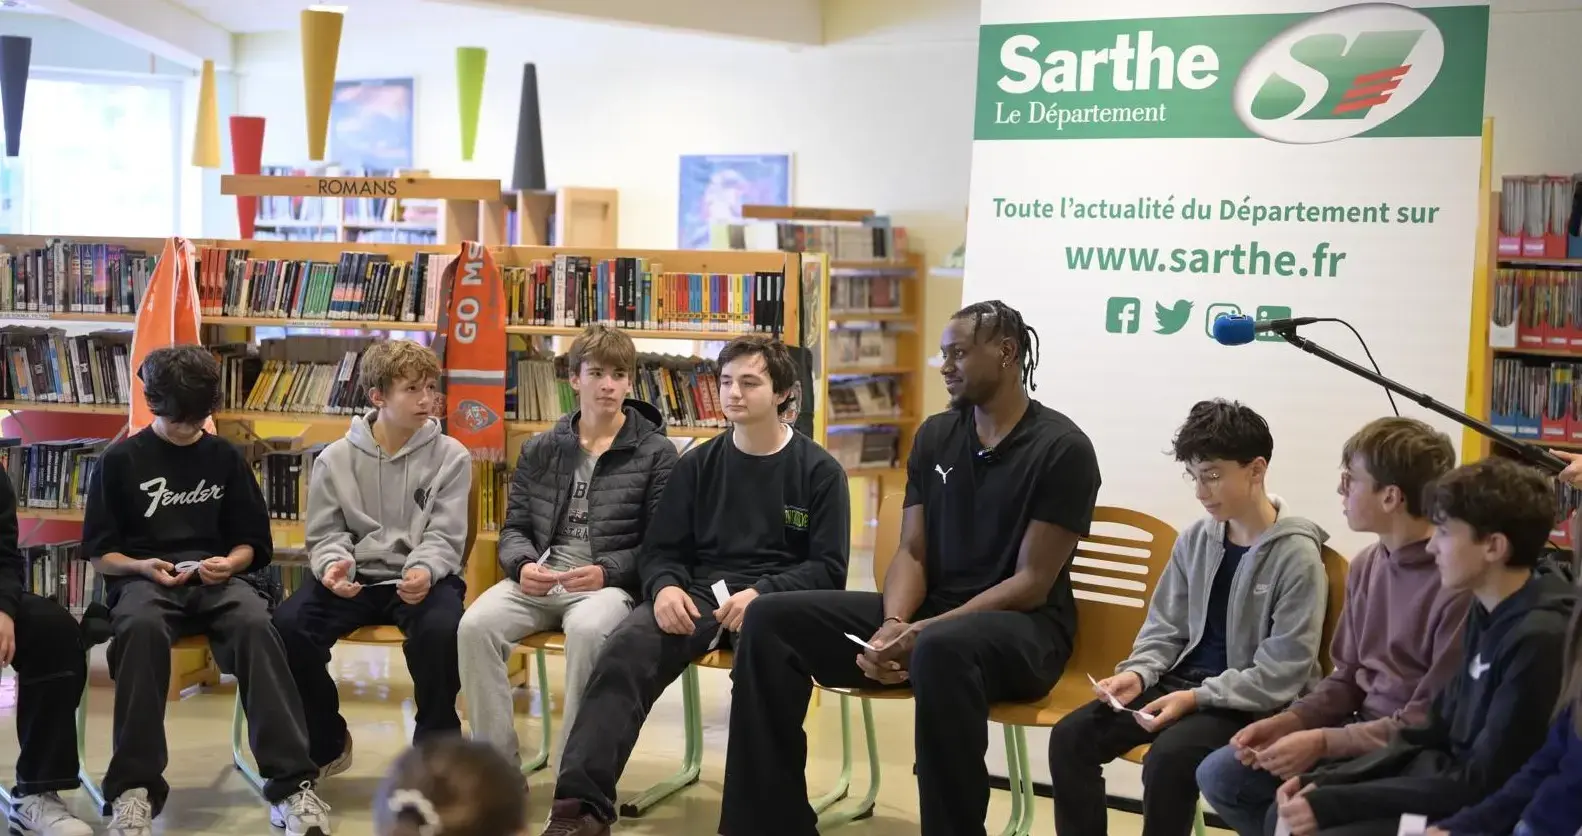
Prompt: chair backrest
<box><xmin>1318</xmin><ymin>545</ymin><xmax>1349</xmax><ymax>675</ymax></box>
<box><xmin>1065</xmin><ymin>506</ymin><xmax>1177</xmax><ymax>681</ymax></box>
<box><xmin>465</xmin><ymin>480</ymin><xmax>479</xmax><ymax>561</ymax></box>
<box><xmin>872</xmin><ymin>492</ymin><xmax>906</xmax><ymax>589</ymax></box>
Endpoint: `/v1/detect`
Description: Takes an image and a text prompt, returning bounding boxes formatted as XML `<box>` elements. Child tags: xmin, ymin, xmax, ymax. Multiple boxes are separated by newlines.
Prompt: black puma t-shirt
<box><xmin>81</xmin><ymin>428</ymin><xmax>274</xmax><ymax>591</ymax></box>
<box><xmin>904</xmin><ymin>401</ymin><xmax>1100</xmax><ymax>643</ymax></box>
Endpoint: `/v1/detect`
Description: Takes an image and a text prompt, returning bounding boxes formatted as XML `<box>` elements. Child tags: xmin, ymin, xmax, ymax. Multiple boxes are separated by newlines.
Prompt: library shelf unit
<box><xmin>478</xmin><ymin>187</ymin><xmax>620</xmax><ymax>248</ymax></box>
<box><xmin>735</xmin><ymin>204</ymin><xmax>926</xmax><ymax>498</ymax></box>
<box><xmin>0</xmin><ymin>231</ymin><xmax>818</xmax><ymax>691</ymax></box>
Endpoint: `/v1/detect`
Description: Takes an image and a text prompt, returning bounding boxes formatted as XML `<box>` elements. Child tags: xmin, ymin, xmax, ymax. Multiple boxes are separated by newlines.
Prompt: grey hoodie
<box><xmin>305</xmin><ymin>413</ymin><xmax>474</xmax><ymax>583</ymax></box>
<box><xmin>1117</xmin><ymin>498</ymin><xmax>1328</xmax><ymax>713</ymax></box>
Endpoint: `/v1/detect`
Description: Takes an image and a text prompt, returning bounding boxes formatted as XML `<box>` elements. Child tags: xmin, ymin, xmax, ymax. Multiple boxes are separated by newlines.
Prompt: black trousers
<box><xmin>554</xmin><ymin>585</ymin><xmax>725</xmax><ymax>823</ymax></box>
<box><xmin>10</xmin><ymin>592</ymin><xmax>87</xmax><ymax>797</ymax></box>
<box><xmin>718</xmin><ymin>590</ymin><xmax>1070</xmax><ymax>836</ymax></box>
<box><xmin>1048</xmin><ymin>678</ymin><xmax>1261</xmax><ymax>836</ymax></box>
<box><xmin>271</xmin><ymin>575</ymin><xmax>466</xmax><ymax>765</ymax></box>
<box><xmin>104</xmin><ymin>578</ymin><xmax>318</xmax><ymax>812</ymax></box>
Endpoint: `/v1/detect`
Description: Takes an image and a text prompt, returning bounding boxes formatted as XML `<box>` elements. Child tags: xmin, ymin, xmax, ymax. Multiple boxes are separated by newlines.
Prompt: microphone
<box><xmin>1211</xmin><ymin>314</ymin><xmax>1322</xmax><ymax>346</ymax></box>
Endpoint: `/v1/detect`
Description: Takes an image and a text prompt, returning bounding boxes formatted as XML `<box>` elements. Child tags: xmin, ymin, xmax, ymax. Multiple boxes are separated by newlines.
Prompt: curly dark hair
<box><xmin>1171</xmin><ymin>399</ymin><xmax>1273</xmax><ymax>465</ymax></box>
<box><xmin>718</xmin><ymin>334</ymin><xmax>798</xmax><ymax>415</ymax></box>
<box><xmin>138</xmin><ymin>345</ymin><xmax>221</xmax><ymax>424</ymax></box>
<box><xmin>951</xmin><ymin>300</ymin><xmax>1041</xmax><ymax>391</ymax></box>
<box><xmin>1342</xmin><ymin>417</ymin><xmax>1456</xmax><ymax>517</ymax></box>
<box><xmin>1425</xmin><ymin>457</ymin><xmax>1556</xmax><ymax>568</ymax></box>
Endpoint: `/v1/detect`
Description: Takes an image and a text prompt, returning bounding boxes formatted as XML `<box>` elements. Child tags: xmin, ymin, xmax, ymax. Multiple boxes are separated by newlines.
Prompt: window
<box><xmin>0</xmin><ymin>70</ymin><xmax>181</xmax><ymax>236</ymax></box>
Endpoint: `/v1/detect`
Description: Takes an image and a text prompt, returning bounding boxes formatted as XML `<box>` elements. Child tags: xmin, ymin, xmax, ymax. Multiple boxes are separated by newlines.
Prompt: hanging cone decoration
<box><xmin>192</xmin><ymin>60</ymin><xmax>221</xmax><ymax>168</ymax></box>
<box><xmin>456</xmin><ymin>47</ymin><xmax>486</xmax><ymax>162</ymax></box>
<box><xmin>300</xmin><ymin>6</ymin><xmax>344</xmax><ymax>162</ymax></box>
<box><xmin>511</xmin><ymin>63</ymin><xmax>545</xmax><ymax>191</ymax></box>
<box><xmin>230</xmin><ymin>116</ymin><xmax>266</xmax><ymax>238</ymax></box>
<box><xmin>0</xmin><ymin>36</ymin><xmax>32</xmax><ymax>157</ymax></box>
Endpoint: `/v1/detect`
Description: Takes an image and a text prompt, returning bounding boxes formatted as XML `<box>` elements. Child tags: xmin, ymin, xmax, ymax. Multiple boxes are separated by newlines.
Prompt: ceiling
<box><xmin>166</xmin><ymin>0</ymin><xmax>445</xmax><ymax>33</ymax></box>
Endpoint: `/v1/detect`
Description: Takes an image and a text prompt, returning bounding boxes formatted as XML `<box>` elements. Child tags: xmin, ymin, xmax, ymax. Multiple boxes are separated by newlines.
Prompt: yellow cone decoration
<box><xmin>192</xmin><ymin>59</ymin><xmax>221</xmax><ymax>168</ymax></box>
<box><xmin>300</xmin><ymin>6</ymin><xmax>345</xmax><ymax>162</ymax></box>
<box><xmin>456</xmin><ymin>47</ymin><xmax>486</xmax><ymax>162</ymax></box>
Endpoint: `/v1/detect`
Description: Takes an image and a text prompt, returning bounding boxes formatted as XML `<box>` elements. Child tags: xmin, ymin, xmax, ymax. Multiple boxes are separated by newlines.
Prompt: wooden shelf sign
<box><xmin>221</xmin><ymin>174</ymin><xmax>501</xmax><ymax>202</ymax></box>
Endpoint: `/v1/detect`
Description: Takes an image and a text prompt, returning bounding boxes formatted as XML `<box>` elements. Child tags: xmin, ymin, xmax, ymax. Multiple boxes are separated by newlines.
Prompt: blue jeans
<box><xmin>1196</xmin><ymin>744</ymin><xmax>1285</xmax><ymax>836</ymax></box>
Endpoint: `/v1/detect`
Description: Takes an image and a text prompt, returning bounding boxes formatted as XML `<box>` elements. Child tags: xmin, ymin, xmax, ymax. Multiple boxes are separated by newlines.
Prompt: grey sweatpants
<box><xmin>457</xmin><ymin>578</ymin><xmax>634</xmax><ymax>769</ymax></box>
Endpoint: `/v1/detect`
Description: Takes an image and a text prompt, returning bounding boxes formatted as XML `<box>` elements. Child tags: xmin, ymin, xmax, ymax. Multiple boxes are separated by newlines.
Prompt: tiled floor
<box><xmin>0</xmin><ymin>552</ymin><xmax>1154</xmax><ymax>834</ymax></box>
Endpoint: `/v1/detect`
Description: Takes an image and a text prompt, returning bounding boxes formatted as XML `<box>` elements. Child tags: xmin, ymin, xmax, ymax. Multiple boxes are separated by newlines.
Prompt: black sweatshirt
<box><xmin>81</xmin><ymin>429</ymin><xmax>274</xmax><ymax>592</ymax></box>
<box><xmin>639</xmin><ymin>429</ymin><xmax>849</xmax><ymax>601</ymax></box>
<box><xmin>0</xmin><ymin>473</ymin><xmax>25</xmax><ymax>620</ymax></box>
<box><xmin>1301</xmin><ymin>566</ymin><xmax>1576</xmax><ymax>828</ymax></box>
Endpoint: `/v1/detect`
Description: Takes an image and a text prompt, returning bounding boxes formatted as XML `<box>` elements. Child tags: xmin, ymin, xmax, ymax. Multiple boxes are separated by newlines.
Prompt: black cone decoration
<box><xmin>0</xmin><ymin>36</ymin><xmax>32</xmax><ymax>157</ymax></box>
<box><xmin>511</xmin><ymin>63</ymin><xmax>546</xmax><ymax>192</ymax></box>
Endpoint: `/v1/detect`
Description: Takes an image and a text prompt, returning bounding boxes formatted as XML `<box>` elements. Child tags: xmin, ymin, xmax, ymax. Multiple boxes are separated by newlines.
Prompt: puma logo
<box><xmin>139</xmin><ymin>477</ymin><xmax>224</xmax><ymax>519</ymax></box>
<box><xmin>935</xmin><ymin>464</ymin><xmax>953</xmax><ymax>484</ymax></box>
<box><xmin>1469</xmin><ymin>654</ymin><xmax>1491</xmax><ymax>680</ymax></box>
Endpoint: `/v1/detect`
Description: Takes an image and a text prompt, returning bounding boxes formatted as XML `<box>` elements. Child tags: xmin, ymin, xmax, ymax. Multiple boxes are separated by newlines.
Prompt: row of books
<box><xmin>0</xmin><ymin>241</ymin><xmax>157</xmax><ymax>315</ymax></box>
<box><xmin>212</xmin><ymin>337</ymin><xmax>377</xmax><ymax>415</ymax></box>
<box><xmin>830</xmin><ymin>328</ymin><xmax>902</xmax><ymax>369</ymax></box>
<box><xmin>20</xmin><ymin>542</ymin><xmax>103</xmax><ymax>615</ymax></box>
<box><xmin>830</xmin><ymin>274</ymin><xmax>904</xmax><ymax>315</ymax></box>
<box><xmin>506</xmin><ymin>349</ymin><xmax>728</xmax><ymax>430</ymax></box>
<box><xmin>827</xmin><ymin>427</ymin><xmax>900</xmax><ymax>471</ymax></box>
<box><xmin>0</xmin><ymin>437</ymin><xmax>109</xmax><ymax>511</ymax></box>
<box><xmin>829</xmin><ymin>376</ymin><xmax>903</xmax><ymax>420</ymax></box>
<box><xmin>1490</xmin><ymin>268</ymin><xmax>1582</xmax><ymax>351</ymax></box>
<box><xmin>0</xmin><ymin>328</ymin><xmax>134</xmax><ymax>406</ymax></box>
<box><xmin>1490</xmin><ymin>359</ymin><xmax>1581</xmax><ymax>442</ymax></box>
<box><xmin>502</xmin><ymin>257</ymin><xmax>787</xmax><ymax>333</ymax></box>
<box><xmin>713</xmin><ymin>219</ymin><xmax>911</xmax><ymax>262</ymax></box>
<box><xmin>197</xmin><ymin>247</ymin><xmax>455</xmax><ymax>323</ymax></box>
<box><xmin>260</xmin><ymin>445</ymin><xmax>324</xmax><ymax>522</ymax></box>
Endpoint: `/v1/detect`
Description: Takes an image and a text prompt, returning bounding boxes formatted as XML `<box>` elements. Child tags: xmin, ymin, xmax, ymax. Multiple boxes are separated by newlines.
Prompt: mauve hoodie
<box><xmin>1287</xmin><ymin>539</ymin><xmax>1471</xmax><ymax>757</ymax></box>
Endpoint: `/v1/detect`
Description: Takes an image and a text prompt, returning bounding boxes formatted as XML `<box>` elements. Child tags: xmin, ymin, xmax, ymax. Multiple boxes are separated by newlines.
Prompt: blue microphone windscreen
<box><xmin>1212</xmin><ymin>314</ymin><xmax>1256</xmax><ymax>346</ymax></box>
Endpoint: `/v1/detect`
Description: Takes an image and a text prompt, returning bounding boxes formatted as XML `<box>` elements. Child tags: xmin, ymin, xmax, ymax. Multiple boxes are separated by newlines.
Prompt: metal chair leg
<box><xmin>618</xmin><ymin>664</ymin><xmax>703</xmax><ymax>817</ymax></box>
<box><xmin>76</xmin><ymin>682</ymin><xmax>103</xmax><ymax>812</ymax></box>
<box><xmin>808</xmin><ymin>693</ymin><xmax>853</xmax><ymax>814</ymax></box>
<box><xmin>1194</xmin><ymin>800</ymin><xmax>1208</xmax><ymax>836</ymax></box>
<box><xmin>816</xmin><ymin>695</ymin><xmax>881</xmax><ymax>830</ymax></box>
<box><xmin>229</xmin><ymin>689</ymin><xmax>266</xmax><ymax>795</ymax></box>
<box><xmin>521</xmin><ymin>649</ymin><xmax>552</xmax><ymax>775</ymax></box>
<box><xmin>996</xmin><ymin>725</ymin><xmax>1034</xmax><ymax>836</ymax></box>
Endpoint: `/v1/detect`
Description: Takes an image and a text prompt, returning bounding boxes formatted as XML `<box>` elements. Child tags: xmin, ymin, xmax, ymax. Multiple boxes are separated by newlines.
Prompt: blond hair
<box><xmin>360</xmin><ymin>339</ymin><xmax>441</xmax><ymax>394</ymax></box>
<box><xmin>566</xmin><ymin>323</ymin><xmax>636</xmax><ymax>376</ymax></box>
<box><xmin>1341</xmin><ymin>417</ymin><xmax>1456</xmax><ymax>517</ymax></box>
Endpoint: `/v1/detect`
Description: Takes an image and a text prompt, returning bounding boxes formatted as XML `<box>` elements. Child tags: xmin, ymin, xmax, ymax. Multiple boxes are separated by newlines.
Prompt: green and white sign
<box><xmin>963</xmin><ymin>0</ymin><xmax>1487</xmax><ymax>555</ymax></box>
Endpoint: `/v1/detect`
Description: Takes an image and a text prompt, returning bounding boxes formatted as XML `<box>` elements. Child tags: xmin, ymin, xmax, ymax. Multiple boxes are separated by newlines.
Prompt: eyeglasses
<box><xmin>1339</xmin><ymin>471</ymin><xmax>1369</xmax><ymax>493</ymax></box>
<box><xmin>1181</xmin><ymin>470</ymin><xmax>1223</xmax><ymax>488</ymax></box>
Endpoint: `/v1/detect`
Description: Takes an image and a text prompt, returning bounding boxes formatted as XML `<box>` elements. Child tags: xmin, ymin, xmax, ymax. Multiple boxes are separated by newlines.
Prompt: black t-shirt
<box><xmin>639</xmin><ymin>428</ymin><xmax>850</xmax><ymax>601</ymax></box>
<box><xmin>81</xmin><ymin>428</ymin><xmax>274</xmax><ymax>590</ymax></box>
<box><xmin>1176</xmin><ymin>533</ymin><xmax>1248</xmax><ymax>677</ymax></box>
<box><xmin>904</xmin><ymin>400</ymin><xmax>1100</xmax><ymax>641</ymax></box>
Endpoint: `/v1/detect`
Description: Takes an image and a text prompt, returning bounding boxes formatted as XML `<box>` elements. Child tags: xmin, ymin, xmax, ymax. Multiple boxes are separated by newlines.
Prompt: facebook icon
<box><xmin>1105</xmin><ymin>296</ymin><xmax>1140</xmax><ymax>334</ymax></box>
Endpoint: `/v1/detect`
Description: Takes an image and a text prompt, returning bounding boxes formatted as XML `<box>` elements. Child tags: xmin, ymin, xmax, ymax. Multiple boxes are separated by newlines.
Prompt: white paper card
<box><xmin>1397</xmin><ymin>815</ymin><xmax>1428</xmax><ymax>836</ymax></box>
<box><xmin>711</xmin><ymin>579</ymin><xmax>731</xmax><ymax>607</ymax></box>
<box><xmin>844</xmin><ymin>632</ymin><xmax>877</xmax><ymax>651</ymax></box>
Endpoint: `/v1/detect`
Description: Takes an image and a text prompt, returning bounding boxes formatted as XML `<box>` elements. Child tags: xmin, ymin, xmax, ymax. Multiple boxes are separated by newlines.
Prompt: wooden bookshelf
<box><xmin>226</xmin><ymin>174</ymin><xmax>499</xmax><ymax>246</ymax></box>
<box><xmin>478</xmin><ymin>187</ymin><xmax>620</xmax><ymax>248</ymax></box>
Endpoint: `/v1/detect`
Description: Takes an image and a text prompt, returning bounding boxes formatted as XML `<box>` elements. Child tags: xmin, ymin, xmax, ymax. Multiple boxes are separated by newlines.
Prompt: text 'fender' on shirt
<box><xmin>138</xmin><ymin>476</ymin><xmax>225</xmax><ymax>519</ymax></box>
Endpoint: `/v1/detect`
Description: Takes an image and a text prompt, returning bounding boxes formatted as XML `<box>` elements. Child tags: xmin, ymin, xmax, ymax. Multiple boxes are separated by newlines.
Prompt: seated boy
<box><xmin>1197</xmin><ymin>417</ymin><xmax>1470</xmax><ymax>836</ymax></box>
<box><xmin>0</xmin><ymin>456</ymin><xmax>92</xmax><ymax>836</ymax></box>
<box><xmin>273</xmin><ymin>339</ymin><xmax>472</xmax><ymax>775</ymax></box>
<box><xmin>539</xmin><ymin>335</ymin><xmax>850</xmax><ymax>836</ymax></box>
<box><xmin>81</xmin><ymin>345</ymin><xmax>330</xmax><ymax>836</ymax></box>
<box><xmin>1273</xmin><ymin>457</ymin><xmax>1576</xmax><ymax>836</ymax></box>
<box><xmin>1047</xmin><ymin>399</ymin><xmax>1327</xmax><ymax>836</ymax></box>
<box><xmin>458</xmin><ymin>324</ymin><xmax>677</xmax><ymax>769</ymax></box>
<box><xmin>719</xmin><ymin>301</ymin><xmax>1100</xmax><ymax>836</ymax></box>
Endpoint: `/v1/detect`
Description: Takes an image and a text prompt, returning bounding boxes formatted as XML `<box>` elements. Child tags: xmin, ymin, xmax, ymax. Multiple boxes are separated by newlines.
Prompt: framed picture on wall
<box><xmin>678</xmin><ymin>153</ymin><xmax>792</xmax><ymax>249</ymax></box>
<box><xmin>330</xmin><ymin>78</ymin><xmax>415</xmax><ymax>171</ymax></box>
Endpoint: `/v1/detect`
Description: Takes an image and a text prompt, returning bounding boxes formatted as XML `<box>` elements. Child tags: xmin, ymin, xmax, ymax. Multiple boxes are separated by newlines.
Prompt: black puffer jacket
<box><xmin>497</xmin><ymin>399</ymin><xmax>677</xmax><ymax>592</ymax></box>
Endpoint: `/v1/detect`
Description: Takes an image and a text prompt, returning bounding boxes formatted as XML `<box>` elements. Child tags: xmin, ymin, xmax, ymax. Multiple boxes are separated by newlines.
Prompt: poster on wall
<box><xmin>963</xmin><ymin>0</ymin><xmax>1487</xmax><ymax>785</ymax></box>
<box><xmin>331</xmin><ymin>78</ymin><xmax>415</xmax><ymax>171</ymax></box>
<box><xmin>677</xmin><ymin>153</ymin><xmax>791</xmax><ymax>249</ymax></box>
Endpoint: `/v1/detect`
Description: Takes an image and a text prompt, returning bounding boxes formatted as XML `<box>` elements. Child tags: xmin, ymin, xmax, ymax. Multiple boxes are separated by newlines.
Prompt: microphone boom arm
<box><xmin>1274</xmin><ymin>327</ymin><xmax>1571</xmax><ymax>475</ymax></box>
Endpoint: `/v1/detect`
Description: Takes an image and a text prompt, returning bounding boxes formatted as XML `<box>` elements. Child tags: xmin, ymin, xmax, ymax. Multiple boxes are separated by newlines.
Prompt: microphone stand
<box><xmin>1273</xmin><ymin>326</ymin><xmax>1572</xmax><ymax>475</ymax></box>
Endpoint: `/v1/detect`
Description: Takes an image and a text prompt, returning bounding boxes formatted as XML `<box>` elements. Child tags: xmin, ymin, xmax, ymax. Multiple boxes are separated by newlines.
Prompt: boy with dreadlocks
<box><xmin>717</xmin><ymin>300</ymin><xmax>1100</xmax><ymax>836</ymax></box>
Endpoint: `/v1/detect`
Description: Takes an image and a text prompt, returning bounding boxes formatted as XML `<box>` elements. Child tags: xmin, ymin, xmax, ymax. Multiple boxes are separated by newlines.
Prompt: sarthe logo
<box><xmin>1232</xmin><ymin>4</ymin><xmax>1444</xmax><ymax>144</ymax></box>
<box><xmin>1154</xmin><ymin>300</ymin><xmax>1192</xmax><ymax>334</ymax></box>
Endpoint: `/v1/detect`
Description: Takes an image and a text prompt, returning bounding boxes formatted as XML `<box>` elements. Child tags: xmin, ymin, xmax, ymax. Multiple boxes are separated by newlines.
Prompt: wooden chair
<box><xmin>76</xmin><ymin>487</ymin><xmax>480</xmax><ymax>809</ymax></box>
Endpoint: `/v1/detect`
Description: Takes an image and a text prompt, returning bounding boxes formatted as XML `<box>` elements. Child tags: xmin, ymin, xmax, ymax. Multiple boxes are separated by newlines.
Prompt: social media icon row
<box><xmin>1105</xmin><ymin>297</ymin><xmax>1292</xmax><ymax>340</ymax></box>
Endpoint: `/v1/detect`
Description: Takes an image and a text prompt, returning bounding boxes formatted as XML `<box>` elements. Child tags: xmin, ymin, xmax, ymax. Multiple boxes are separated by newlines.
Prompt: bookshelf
<box><xmin>225</xmin><ymin>174</ymin><xmax>499</xmax><ymax>248</ymax></box>
<box><xmin>478</xmin><ymin>187</ymin><xmax>620</xmax><ymax>248</ymax></box>
<box><xmin>728</xmin><ymin>204</ymin><xmax>926</xmax><ymax>501</ymax></box>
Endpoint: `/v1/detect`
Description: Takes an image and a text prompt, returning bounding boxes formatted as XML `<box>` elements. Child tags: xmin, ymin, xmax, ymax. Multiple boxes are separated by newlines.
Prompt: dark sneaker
<box><xmin>539</xmin><ymin>799</ymin><xmax>609</xmax><ymax>836</ymax></box>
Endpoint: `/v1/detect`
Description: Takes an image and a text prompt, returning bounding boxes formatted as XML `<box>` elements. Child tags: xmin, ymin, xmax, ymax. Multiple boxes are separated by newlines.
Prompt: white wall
<box><xmin>1487</xmin><ymin>7</ymin><xmax>1582</xmax><ymax>177</ymax></box>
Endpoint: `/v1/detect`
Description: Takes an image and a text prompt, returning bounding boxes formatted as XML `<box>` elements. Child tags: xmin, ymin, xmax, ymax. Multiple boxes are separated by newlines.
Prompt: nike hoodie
<box><xmin>305</xmin><ymin>412</ymin><xmax>474</xmax><ymax>583</ymax></box>
<box><xmin>1116</xmin><ymin>497</ymin><xmax>1329</xmax><ymax>713</ymax></box>
<box><xmin>1300</xmin><ymin>563</ymin><xmax>1577</xmax><ymax>830</ymax></box>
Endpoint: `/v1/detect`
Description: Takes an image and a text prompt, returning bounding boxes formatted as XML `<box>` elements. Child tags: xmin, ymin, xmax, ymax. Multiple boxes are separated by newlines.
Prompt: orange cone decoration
<box><xmin>129</xmin><ymin>238</ymin><xmax>214</xmax><ymax>435</ymax></box>
<box><xmin>433</xmin><ymin>241</ymin><xmax>506</xmax><ymax>461</ymax></box>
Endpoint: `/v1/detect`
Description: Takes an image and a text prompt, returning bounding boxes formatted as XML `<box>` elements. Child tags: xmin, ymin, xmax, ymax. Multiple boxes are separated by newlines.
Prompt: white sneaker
<box><xmin>105</xmin><ymin>789</ymin><xmax>154</xmax><ymax>836</ymax></box>
<box><xmin>318</xmin><ymin>734</ymin><xmax>352</xmax><ymax>780</ymax></box>
<box><xmin>8</xmin><ymin>791</ymin><xmax>92</xmax><ymax>836</ymax></box>
<box><xmin>269</xmin><ymin>782</ymin><xmax>332</xmax><ymax>836</ymax></box>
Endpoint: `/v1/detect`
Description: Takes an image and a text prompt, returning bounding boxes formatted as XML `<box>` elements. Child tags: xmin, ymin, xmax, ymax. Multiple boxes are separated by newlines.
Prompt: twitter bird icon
<box><xmin>1154</xmin><ymin>300</ymin><xmax>1192</xmax><ymax>334</ymax></box>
